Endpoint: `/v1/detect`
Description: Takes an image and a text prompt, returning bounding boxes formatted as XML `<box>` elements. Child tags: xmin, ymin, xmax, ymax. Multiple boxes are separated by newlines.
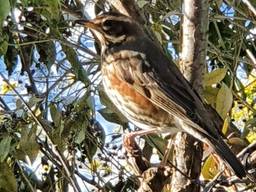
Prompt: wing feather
<box><xmin>105</xmin><ymin>49</ymin><xmax>216</xmax><ymax>140</ymax></box>
<box><xmin>102</xmin><ymin>27</ymin><xmax>247</xmax><ymax>179</ymax></box>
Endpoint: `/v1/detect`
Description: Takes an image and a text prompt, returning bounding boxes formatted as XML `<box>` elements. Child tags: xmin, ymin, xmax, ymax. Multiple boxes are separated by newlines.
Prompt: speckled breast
<box><xmin>101</xmin><ymin>50</ymin><xmax>173</xmax><ymax>131</ymax></box>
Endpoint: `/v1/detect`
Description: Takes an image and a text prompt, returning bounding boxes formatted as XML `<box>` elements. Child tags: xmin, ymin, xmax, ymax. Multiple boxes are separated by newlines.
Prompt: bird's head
<box><xmin>76</xmin><ymin>12</ymin><xmax>145</xmax><ymax>50</ymax></box>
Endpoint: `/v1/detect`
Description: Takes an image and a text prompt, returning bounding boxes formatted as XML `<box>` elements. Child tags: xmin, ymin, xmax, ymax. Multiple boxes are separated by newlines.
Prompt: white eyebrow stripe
<box><xmin>101</xmin><ymin>16</ymin><xmax>132</xmax><ymax>24</ymax></box>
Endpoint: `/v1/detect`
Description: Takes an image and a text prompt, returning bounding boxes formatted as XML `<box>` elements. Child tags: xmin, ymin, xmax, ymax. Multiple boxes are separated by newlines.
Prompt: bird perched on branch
<box><xmin>76</xmin><ymin>12</ymin><xmax>251</xmax><ymax>179</ymax></box>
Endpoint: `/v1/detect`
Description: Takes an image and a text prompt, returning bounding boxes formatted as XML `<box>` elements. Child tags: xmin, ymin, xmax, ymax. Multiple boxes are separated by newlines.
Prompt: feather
<box><xmin>104</xmin><ymin>37</ymin><xmax>247</xmax><ymax>178</ymax></box>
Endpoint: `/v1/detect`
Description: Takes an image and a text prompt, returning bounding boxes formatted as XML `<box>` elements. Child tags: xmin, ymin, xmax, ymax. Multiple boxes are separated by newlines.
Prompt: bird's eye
<box><xmin>102</xmin><ymin>20</ymin><xmax>115</xmax><ymax>31</ymax></box>
<box><xmin>102</xmin><ymin>19</ymin><xmax>124</xmax><ymax>37</ymax></box>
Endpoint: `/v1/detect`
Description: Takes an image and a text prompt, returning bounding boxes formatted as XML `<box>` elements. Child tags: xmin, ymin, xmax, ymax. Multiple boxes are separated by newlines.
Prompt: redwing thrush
<box><xmin>77</xmin><ymin>12</ymin><xmax>249</xmax><ymax>179</ymax></box>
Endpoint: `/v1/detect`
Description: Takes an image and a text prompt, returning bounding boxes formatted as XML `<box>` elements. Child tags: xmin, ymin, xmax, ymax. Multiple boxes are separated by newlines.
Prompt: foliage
<box><xmin>0</xmin><ymin>0</ymin><xmax>255</xmax><ymax>191</ymax></box>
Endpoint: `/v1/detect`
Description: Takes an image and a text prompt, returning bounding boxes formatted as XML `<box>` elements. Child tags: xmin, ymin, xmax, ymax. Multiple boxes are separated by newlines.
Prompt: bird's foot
<box><xmin>123</xmin><ymin>129</ymin><xmax>158</xmax><ymax>155</ymax></box>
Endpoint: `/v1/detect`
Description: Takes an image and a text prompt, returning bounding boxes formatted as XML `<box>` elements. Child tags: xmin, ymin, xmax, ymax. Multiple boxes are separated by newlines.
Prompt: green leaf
<box><xmin>74</xmin><ymin>94</ymin><xmax>92</xmax><ymax>114</ymax></box>
<box><xmin>50</xmin><ymin>104</ymin><xmax>62</xmax><ymax>128</ymax></box>
<box><xmin>216</xmin><ymin>83</ymin><xmax>233</xmax><ymax>119</ymax></box>
<box><xmin>62</xmin><ymin>45</ymin><xmax>89</xmax><ymax>84</ymax></box>
<box><xmin>44</xmin><ymin>0</ymin><xmax>60</xmax><ymax>20</ymax></box>
<box><xmin>137</xmin><ymin>0</ymin><xmax>148</xmax><ymax>8</ymax></box>
<box><xmin>17</xmin><ymin>126</ymin><xmax>39</xmax><ymax>162</ymax></box>
<box><xmin>75</xmin><ymin>128</ymin><xmax>85</xmax><ymax>144</ymax></box>
<box><xmin>203</xmin><ymin>68</ymin><xmax>227</xmax><ymax>86</ymax></box>
<box><xmin>86</xmin><ymin>95</ymin><xmax>95</xmax><ymax>111</ymax></box>
<box><xmin>28</xmin><ymin>95</ymin><xmax>43</xmax><ymax>108</ymax></box>
<box><xmin>0</xmin><ymin>136</ymin><xmax>12</xmax><ymax>162</ymax></box>
<box><xmin>0</xmin><ymin>163</ymin><xmax>17</xmax><ymax>192</ymax></box>
<box><xmin>94</xmin><ymin>121</ymin><xmax>105</xmax><ymax>148</ymax></box>
<box><xmin>98</xmin><ymin>85</ymin><xmax>127</xmax><ymax>125</ymax></box>
<box><xmin>30</xmin><ymin>0</ymin><xmax>60</xmax><ymax>21</ymax></box>
<box><xmin>0</xmin><ymin>40</ymin><xmax>8</xmax><ymax>56</ymax></box>
<box><xmin>0</xmin><ymin>0</ymin><xmax>10</xmax><ymax>25</ymax></box>
<box><xmin>98</xmin><ymin>108</ymin><xmax>127</xmax><ymax>125</ymax></box>
<box><xmin>203</xmin><ymin>87</ymin><xmax>219</xmax><ymax>105</ymax></box>
<box><xmin>234</xmin><ymin>78</ymin><xmax>245</xmax><ymax>97</ymax></box>
<box><xmin>80</xmin><ymin>128</ymin><xmax>98</xmax><ymax>162</ymax></box>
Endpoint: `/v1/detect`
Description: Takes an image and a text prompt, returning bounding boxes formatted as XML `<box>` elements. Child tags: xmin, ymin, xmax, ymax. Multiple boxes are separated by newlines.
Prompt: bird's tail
<box><xmin>207</xmin><ymin>136</ymin><xmax>247</xmax><ymax>179</ymax></box>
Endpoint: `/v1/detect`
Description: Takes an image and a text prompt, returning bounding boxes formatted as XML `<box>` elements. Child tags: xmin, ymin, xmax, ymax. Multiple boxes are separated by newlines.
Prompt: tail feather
<box><xmin>208</xmin><ymin>136</ymin><xmax>246</xmax><ymax>179</ymax></box>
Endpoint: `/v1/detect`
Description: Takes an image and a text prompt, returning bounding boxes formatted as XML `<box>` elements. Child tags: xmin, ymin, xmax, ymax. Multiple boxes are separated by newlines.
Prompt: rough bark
<box><xmin>180</xmin><ymin>0</ymin><xmax>208</xmax><ymax>95</ymax></box>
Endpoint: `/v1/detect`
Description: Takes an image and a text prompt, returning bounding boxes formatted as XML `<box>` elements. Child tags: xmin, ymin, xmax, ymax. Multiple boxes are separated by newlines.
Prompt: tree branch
<box><xmin>0</xmin><ymin>73</ymin><xmax>82</xmax><ymax>192</ymax></box>
<box><xmin>106</xmin><ymin>0</ymin><xmax>145</xmax><ymax>24</ymax></box>
<box><xmin>171</xmin><ymin>0</ymin><xmax>209</xmax><ymax>191</ymax></box>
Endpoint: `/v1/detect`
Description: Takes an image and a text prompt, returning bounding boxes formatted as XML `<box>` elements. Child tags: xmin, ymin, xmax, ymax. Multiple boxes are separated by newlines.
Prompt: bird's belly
<box><xmin>102</xmin><ymin>73</ymin><xmax>174</xmax><ymax>131</ymax></box>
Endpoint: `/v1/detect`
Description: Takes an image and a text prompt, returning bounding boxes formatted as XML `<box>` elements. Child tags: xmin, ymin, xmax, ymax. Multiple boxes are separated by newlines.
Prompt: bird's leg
<box><xmin>123</xmin><ymin>129</ymin><xmax>158</xmax><ymax>174</ymax></box>
<box><xmin>123</xmin><ymin>129</ymin><xmax>158</xmax><ymax>155</ymax></box>
<box><xmin>124</xmin><ymin>129</ymin><xmax>174</xmax><ymax>166</ymax></box>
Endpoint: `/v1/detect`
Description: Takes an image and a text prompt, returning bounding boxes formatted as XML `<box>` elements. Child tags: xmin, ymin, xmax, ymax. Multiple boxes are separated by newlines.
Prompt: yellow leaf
<box><xmin>216</xmin><ymin>83</ymin><xmax>233</xmax><ymax>119</ymax></box>
<box><xmin>66</xmin><ymin>72</ymin><xmax>76</xmax><ymax>83</ymax></box>
<box><xmin>90</xmin><ymin>159</ymin><xmax>101</xmax><ymax>172</ymax></box>
<box><xmin>245</xmin><ymin>76</ymin><xmax>256</xmax><ymax>94</ymax></box>
<box><xmin>231</xmin><ymin>102</ymin><xmax>248</xmax><ymax>121</ymax></box>
<box><xmin>246</xmin><ymin>131</ymin><xmax>256</xmax><ymax>143</ymax></box>
<box><xmin>1</xmin><ymin>81</ymin><xmax>17</xmax><ymax>94</ymax></box>
<box><xmin>102</xmin><ymin>164</ymin><xmax>112</xmax><ymax>175</ymax></box>
<box><xmin>222</xmin><ymin>117</ymin><xmax>230</xmax><ymax>135</ymax></box>
<box><xmin>203</xmin><ymin>68</ymin><xmax>227</xmax><ymax>87</ymax></box>
<box><xmin>202</xmin><ymin>155</ymin><xmax>219</xmax><ymax>179</ymax></box>
<box><xmin>35</xmin><ymin>108</ymin><xmax>41</xmax><ymax>116</ymax></box>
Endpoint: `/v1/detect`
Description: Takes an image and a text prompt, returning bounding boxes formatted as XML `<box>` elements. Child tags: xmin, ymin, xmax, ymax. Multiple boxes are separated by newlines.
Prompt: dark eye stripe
<box><xmin>102</xmin><ymin>20</ymin><xmax>115</xmax><ymax>30</ymax></box>
<box><xmin>101</xmin><ymin>20</ymin><xmax>124</xmax><ymax>37</ymax></box>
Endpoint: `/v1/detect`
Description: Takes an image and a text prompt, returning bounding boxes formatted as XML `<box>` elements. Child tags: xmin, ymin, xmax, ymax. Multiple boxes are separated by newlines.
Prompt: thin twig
<box><xmin>242</xmin><ymin>0</ymin><xmax>256</xmax><ymax>17</ymax></box>
<box><xmin>16</xmin><ymin>161</ymin><xmax>37</xmax><ymax>192</ymax></box>
<box><xmin>0</xmin><ymin>96</ymin><xmax>10</xmax><ymax>111</ymax></box>
<box><xmin>75</xmin><ymin>171</ymin><xmax>102</xmax><ymax>189</ymax></box>
<box><xmin>0</xmin><ymin>72</ymin><xmax>82</xmax><ymax>192</ymax></box>
<box><xmin>202</xmin><ymin>171</ymin><xmax>223</xmax><ymax>192</ymax></box>
<box><xmin>246</xmin><ymin>49</ymin><xmax>256</xmax><ymax>67</ymax></box>
<box><xmin>237</xmin><ymin>141</ymin><xmax>256</xmax><ymax>158</ymax></box>
<box><xmin>233</xmin><ymin>91</ymin><xmax>256</xmax><ymax>113</ymax></box>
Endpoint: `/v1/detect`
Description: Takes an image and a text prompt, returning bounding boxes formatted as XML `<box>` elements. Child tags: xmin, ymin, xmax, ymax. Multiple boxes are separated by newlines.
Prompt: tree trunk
<box><xmin>170</xmin><ymin>0</ymin><xmax>209</xmax><ymax>191</ymax></box>
<box><xmin>107</xmin><ymin>0</ymin><xmax>209</xmax><ymax>191</ymax></box>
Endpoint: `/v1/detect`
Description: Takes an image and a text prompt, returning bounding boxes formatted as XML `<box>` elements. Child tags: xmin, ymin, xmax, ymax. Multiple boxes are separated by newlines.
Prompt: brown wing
<box><xmin>103</xmin><ymin>37</ymin><xmax>247</xmax><ymax>179</ymax></box>
<box><xmin>104</xmin><ymin>41</ymin><xmax>218</xmax><ymax>140</ymax></box>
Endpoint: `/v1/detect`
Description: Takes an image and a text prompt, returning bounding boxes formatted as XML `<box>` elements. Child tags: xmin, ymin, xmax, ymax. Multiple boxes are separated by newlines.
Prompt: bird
<box><xmin>76</xmin><ymin>12</ymin><xmax>249</xmax><ymax>179</ymax></box>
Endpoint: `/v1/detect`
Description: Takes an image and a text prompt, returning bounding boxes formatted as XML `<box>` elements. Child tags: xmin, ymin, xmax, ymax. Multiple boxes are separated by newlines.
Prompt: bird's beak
<box><xmin>75</xmin><ymin>19</ymin><xmax>105</xmax><ymax>48</ymax></box>
<box><xmin>75</xmin><ymin>19</ymin><xmax>100</xmax><ymax>31</ymax></box>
